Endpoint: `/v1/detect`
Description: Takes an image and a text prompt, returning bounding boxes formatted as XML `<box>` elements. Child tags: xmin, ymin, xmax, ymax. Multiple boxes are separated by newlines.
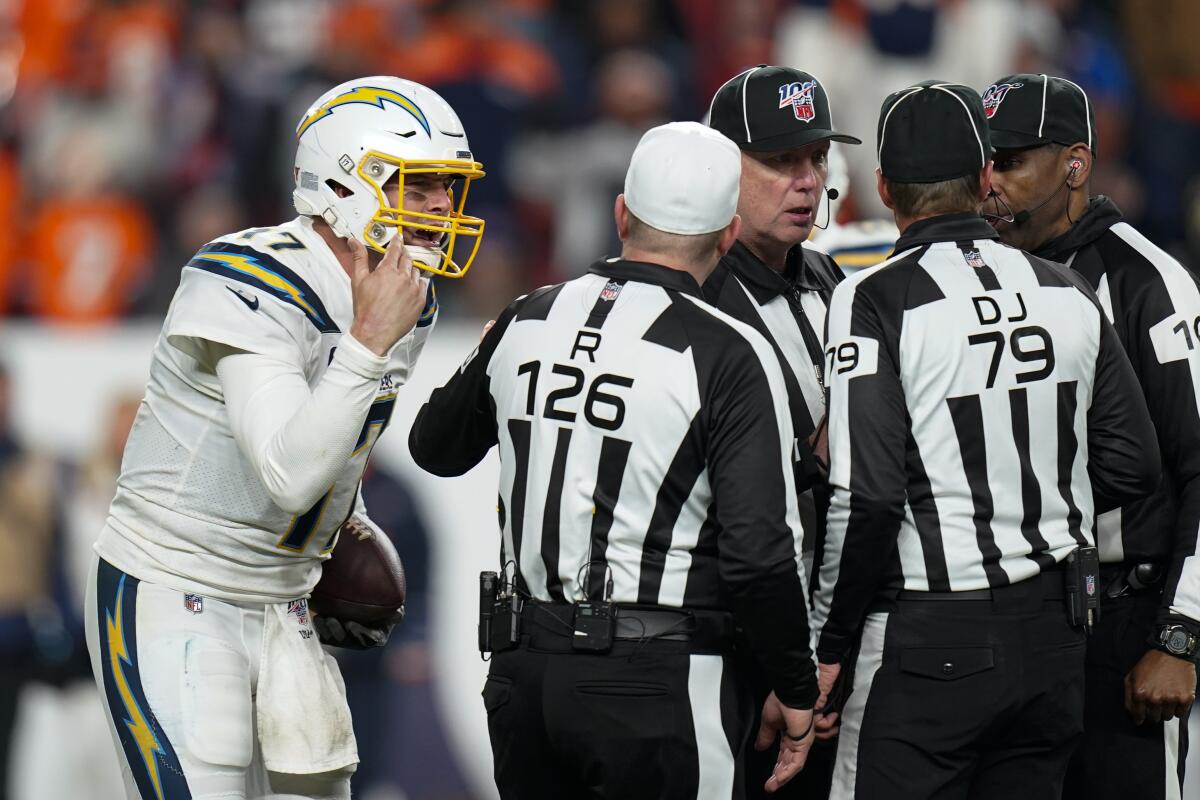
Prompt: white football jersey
<box><xmin>95</xmin><ymin>216</ymin><xmax>436</xmax><ymax>603</ymax></box>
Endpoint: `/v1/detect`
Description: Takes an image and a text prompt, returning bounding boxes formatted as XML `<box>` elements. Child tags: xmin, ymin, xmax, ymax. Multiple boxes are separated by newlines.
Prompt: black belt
<box><xmin>523</xmin><ymin>602</ymin><xmax>735</xmax><ymax>652</ymax></box>
<box><xmin>883</xmin><ymin>567</ymin><xmax>1066</xmax><ymax>605</ymax></box>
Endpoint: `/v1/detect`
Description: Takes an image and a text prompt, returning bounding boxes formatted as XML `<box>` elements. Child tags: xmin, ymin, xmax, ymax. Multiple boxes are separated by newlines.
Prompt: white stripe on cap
<box><xmin>740</xmin><ymin>66</ymin><xmax>763</xmax><ymax>143</ymax></box>
<box><xmin>808</xmin><ymin>69</ymin><xmax>834</xmax><ymax>129</ymax></box>
<box><xmin>929</xmin><ymin>83</ymin><xmax>986</xmax><ymax>169</ymax></box>
<box><xmin>876</xmin><ymin>86</ymin><xmax>925</xmax><ymax>165</ymax></box>
<box><xmin>707</xmin><ymin>66</ymin><xmax>754</xmax><ymax>129</ymax></box>
<box><xmin>1038</xmin><ymin>73</ymin><xmax>1049</xmax><ymax>139</ymax></box>
<box><xmin>1057</xmin><ymin>76</ymin><xmax>1093</xmax><ymax>149</ymax></box>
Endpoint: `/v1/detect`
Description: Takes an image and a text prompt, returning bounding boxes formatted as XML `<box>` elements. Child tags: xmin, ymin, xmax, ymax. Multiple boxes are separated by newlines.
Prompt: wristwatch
<box><xmin>1153</xmin><ymin>625</ymin><xmax>1200</xmax><ymax>661</ymax></box>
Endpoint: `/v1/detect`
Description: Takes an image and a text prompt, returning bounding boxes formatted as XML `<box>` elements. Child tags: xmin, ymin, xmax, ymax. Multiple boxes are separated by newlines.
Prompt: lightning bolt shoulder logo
<box><xmin>186</xmin><ymin>242</ymin><xmax>339</xmax><ymax>334</ymax></box>
<box><xmin>296</xmin><ymin>86</ymin><xmax>431</xmax><ymax>139</ymax></box>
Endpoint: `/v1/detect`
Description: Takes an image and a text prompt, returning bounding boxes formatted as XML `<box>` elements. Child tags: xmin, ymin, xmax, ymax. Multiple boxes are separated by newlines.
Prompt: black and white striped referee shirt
<box><xmin>409</xmin><ymin>257</ymin><xmax>818</xmax><ymax>706</ymax></box>
<box><xmin>1036</xmin><ymin>196</ymin><xmax>1200</xmax><ymax>631</ymax></box>
<box><xmin>704</xmin><ymin>242</ymin><xmax>841</xmax><ymax>565</ymax></box>
<box><xmin>812</xmin><ymin>214</ymin><xmax>1160</xmax><ymax>663</ymax></box>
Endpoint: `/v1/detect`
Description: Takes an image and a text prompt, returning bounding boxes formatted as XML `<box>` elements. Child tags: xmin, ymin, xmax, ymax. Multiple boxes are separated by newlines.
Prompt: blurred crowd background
<box><xmin>1</xmin><ymin>1</ymin><xmax>1199</xmax><ymax>798</ymax></box>
<box><xmin>3</xmin><ymin>0</ymin><xmax>1199</xmax><ymax>325</ymax></box>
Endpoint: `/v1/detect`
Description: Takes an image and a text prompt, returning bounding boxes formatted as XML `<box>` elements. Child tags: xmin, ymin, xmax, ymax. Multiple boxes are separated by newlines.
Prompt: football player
<box><xmin>83</xmin><ymin>76</ymin><xmax>485</xmax><ymax>800</ymax></box>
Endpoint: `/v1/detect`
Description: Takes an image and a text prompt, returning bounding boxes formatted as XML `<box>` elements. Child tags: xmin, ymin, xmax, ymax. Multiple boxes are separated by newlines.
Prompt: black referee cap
<box><xmin>877</xmin><ymin>80</ymin><xmax>992</xmax><ymax>183</ymax></box>
<box><xmin>983</xmin><ymin>73</ymin><xmax>1097</xmax><ymax>153</ymax></box>
<box><xmin>708</xmin><ymin>65</ymin><xmax>862</xmax><ymax>152</ymax></box>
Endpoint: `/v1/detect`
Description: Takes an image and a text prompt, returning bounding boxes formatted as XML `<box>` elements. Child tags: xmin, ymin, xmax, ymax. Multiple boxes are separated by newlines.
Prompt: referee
<box><xmin>704</xmin><ymin>64</ymin><xmax>861</xmax><ymax>799</ymax></box>
<box><xmin>982</xmin><ymin>73</ymin><xmax>1200</xmax><ymax>800</ymax></box>
<box><xmin>705</xmin><ymin>65</ymin><xmax>858</xmax><ymax>569</ymax></box>
<box><xmin>409</xmin><ymin>122</ymin><xmax>818</xmax><ymax>798</ymax></box>
<box><xmin>812</xmin><ymin>80</ymin><xmax>1161</xmax><ymax>799</ymax></box>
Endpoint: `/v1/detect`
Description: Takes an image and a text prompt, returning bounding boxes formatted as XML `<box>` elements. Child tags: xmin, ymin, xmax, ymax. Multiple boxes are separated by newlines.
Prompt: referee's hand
<box><xmin>1124</xmin><ymin>649</ymin><xmax>1197</xmax><ymax>724</ymax></box>
<box><xmin>755</xmin><ymin>691</ymin><xmax>815</xmax><ymax>793</ymax></box>
<box><xmin>814</xmin><ymin>662</ymin><xmax>842</xmax><ymax>740</ymax></box>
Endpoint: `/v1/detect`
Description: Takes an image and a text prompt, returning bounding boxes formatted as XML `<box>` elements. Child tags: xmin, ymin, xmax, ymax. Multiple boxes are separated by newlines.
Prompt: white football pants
<box><xmin>84</xmin><ymin>555</ymin><xmax>353</xmax><ymax>799</ymax></box>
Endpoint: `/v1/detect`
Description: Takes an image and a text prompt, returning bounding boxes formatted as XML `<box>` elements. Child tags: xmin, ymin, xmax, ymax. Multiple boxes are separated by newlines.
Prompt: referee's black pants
<box><xmin>482</xmin><ymin>606</ymin><xmax>754</xmax><ymax>799</ymax></box>
<box><xmin>830</xmin><ymin>571</ymin><xmax>1086</xmax><ymax>799</ymax></box>
<box><xmin>1064</xmin><ymin>578</ymin><xmax>1192</xmax><ymax>799</ymax></box>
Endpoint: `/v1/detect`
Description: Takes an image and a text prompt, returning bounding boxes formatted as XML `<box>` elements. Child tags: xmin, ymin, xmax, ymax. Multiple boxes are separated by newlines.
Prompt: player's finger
<box><xmin>347</xmin><ymin>237</ymin><xmax>369</xmax><ymax>279</ymax></box>
<box><xmin>379</xmin><ymin>232</ymin><xmax>405</xmax><ymax>272</ymax></box>
<box><xmin>397</xmin><ymin>237</ymin><xmax>415</xmax><ymax>272</ymax></box>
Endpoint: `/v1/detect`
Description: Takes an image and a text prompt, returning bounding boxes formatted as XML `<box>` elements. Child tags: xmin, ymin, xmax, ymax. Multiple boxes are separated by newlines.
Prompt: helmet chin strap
<box><xmin>406</xmin><ymin>244</ymin><xmax>442</xmax><ymax>271</ymax></box>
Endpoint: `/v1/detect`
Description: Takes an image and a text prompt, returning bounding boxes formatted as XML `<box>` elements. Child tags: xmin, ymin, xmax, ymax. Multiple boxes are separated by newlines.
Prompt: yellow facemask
<box><xmin>357</xmin><ymin>150</ymin><xmax>486</xmax><ymax>278</ymax></box>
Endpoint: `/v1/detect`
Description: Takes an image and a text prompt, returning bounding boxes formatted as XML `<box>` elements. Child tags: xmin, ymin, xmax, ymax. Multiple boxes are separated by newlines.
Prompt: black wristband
<box><xmin>782</xmin><ymin>714</ymin><xmax>815</xmax><ymax>743</ymax></box>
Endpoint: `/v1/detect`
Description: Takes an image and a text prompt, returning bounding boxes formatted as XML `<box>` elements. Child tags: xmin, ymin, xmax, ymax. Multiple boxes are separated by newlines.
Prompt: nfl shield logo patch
<box><xmin>778</xmin><ymin>81</ymin><xmax>817</xmax><ymax>122</ymax></box>
<box><xmin>963</xmin><ymin>248</ymin><xmax>987</xmax><ymax>269</ymax></box>
<box><xmin>1086</xmin><ymin>575</ymin><xmax>1096</xmax><ymax>597</ymax></box>
<box><xmin>184</xmin><ymin>594</ymin><xmax>204</xmax><ymax>614</ymax></box>
<box><xmin>288</xmin><ymin>599</ymin><xmax>309</xmax><ymax>625</ymax></box>
<box><xmin>599</xmin><ymin>280</ymin><xmax>622</xmax><ymax>302</ymax></box>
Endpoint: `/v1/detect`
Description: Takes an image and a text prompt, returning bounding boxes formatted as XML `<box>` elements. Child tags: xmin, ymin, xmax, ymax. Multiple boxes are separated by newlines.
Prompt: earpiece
<box><xmin>1067</xmin><ymin>158</ymin><xmax>1082</xmax><ymax>187</ymax></box>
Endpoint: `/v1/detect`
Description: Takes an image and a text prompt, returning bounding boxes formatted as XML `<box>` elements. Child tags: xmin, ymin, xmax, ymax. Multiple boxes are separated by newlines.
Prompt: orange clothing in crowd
<box><xmin>14</xmin><ymin>0</ymin><xmax>87</xmax><ymax>91</ymax></box>
<box><xmin>25</xmin><ymin>195</ymin><xmax>154</xmax><ymax>324</ymax></box>
<box><xmin>0</xmin><ymin>152</ymin><xmax>18</xmax><ymax>316</ymax></box>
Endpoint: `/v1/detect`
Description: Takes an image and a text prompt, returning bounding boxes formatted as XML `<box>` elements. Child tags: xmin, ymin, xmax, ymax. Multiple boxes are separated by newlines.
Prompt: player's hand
<box><xmin>815</xmin><ymin>661</ymin><xmax>842</xmax><ymax>740</ymax></box>
<box><xmin>347</xmin><ymin>235</ymin><xmax>429</xmax><ymax>356</ymax></box>
<box><xmin>313</xmin><ymin>609</ymin><xmax>404</xmax><ymax>651</ymax></box>
<box><xmin>754</xmin><ymin>691</ymin><xmax>815</xmax><ymax>793</ymax></box>
<box><xmin>1124</xmin><ymin>648</ymin><xmax>1197</xmax><ymax>724</ymax></box>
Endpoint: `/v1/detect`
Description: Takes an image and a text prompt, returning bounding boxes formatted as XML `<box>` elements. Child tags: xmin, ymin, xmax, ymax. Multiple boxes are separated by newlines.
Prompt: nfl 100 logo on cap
<box><xmin>982</xmin><ymin>73</ymin><xmax>1096</xmax><ymax>153</ymax></box>
<box><xmin>778</xmin><ymin>81</ymin><xmax>817</xmax><ymax>122</ymax></box>
<box><xmin>707</xmin><ymin>64</ymin><xmax>862</xmax><ymax>151</ymax></box>
<box><xmin>982</xmin><ymin>82</ymin><xmax>1023</xmax><ymax>119</ymax></box>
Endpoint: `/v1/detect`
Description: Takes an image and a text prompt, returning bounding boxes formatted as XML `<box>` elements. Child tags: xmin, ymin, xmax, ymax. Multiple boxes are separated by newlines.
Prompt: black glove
<box><xmin>313</xmin><ymin>609</ymin><xmax>403</xmax><ymax>650</ymax></box>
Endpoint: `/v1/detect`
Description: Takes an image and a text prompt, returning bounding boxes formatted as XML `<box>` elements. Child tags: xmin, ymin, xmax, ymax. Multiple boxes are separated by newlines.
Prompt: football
<box><xmin>310</xmin><ymin>516</ymin><xmax>406</xmax><ymax>625</ymax></box>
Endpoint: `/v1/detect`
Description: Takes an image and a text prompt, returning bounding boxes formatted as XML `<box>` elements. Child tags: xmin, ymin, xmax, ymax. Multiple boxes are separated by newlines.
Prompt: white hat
<box><xmin>624</xmin><ymin>121</ymin><xmax>741</xmax><ymax>236</ymax></box>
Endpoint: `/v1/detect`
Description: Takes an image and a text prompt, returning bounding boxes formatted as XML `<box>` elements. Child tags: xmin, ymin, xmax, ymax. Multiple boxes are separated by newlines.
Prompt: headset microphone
<box><xmin>813</xmin><ymin>186</ymin><xmax>840</xmax><ymax>230</ymax></box>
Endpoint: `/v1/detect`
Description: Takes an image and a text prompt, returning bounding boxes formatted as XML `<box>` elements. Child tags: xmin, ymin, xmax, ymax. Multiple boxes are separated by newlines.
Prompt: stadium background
<box><xmin>1</xmin><ymin>1</ymin><xmax>1198</xmax><ymax>798</ymax></box>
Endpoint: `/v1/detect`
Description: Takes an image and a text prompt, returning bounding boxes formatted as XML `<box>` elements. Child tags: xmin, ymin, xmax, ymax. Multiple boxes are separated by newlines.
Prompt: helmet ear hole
<box><xmin>325</xmin><ymin>178</ymin><xmax>354</xmax><ymax>199</ymax></box>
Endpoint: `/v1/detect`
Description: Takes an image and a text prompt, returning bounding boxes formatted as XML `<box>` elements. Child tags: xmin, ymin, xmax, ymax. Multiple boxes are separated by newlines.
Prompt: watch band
<box><xmin>1154</xmin><ymin>624</ymin><xmax>1200</xmax><ymax>662</ymax></box>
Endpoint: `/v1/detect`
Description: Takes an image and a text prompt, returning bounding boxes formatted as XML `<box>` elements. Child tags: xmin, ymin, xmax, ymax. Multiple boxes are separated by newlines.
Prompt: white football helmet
<box><xmin>293</xmin><ymin>76</ymin><xmax>486</xmax><ymax>278</ymax></box>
